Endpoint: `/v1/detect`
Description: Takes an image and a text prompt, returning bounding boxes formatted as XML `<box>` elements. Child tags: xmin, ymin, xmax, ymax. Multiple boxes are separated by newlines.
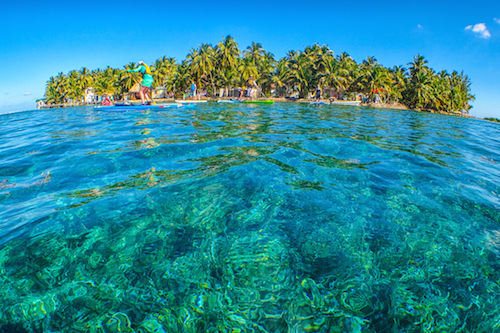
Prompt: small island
<box><xmin>41</xmin><ymin>36</ymin><xmax>474</xmax><ymax>115</ymax></box>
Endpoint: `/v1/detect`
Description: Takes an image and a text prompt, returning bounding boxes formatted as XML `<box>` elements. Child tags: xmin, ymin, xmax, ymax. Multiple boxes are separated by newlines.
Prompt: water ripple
<box><xmin>0</xmin><ymin>103</ymin><xmax>499</xmax><ymax>331</ymax></box>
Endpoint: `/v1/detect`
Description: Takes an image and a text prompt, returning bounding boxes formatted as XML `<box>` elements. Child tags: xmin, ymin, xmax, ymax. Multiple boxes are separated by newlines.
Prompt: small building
<box><xmin>122</xmin><ymin>83</ymin><xmax>141</xmax><ymax>101</ymax></box>
<box><xmin>152</xmin><ymin>87</ymin><xmax>169</xmax><ymax>99</ymax></box>
<box><xmin>84</xmin><ymin>87</ymin><xmax>96</xmax><ymax>104</ymax></box>
<box><xmin>36</xmin><ymin>99</ymin><xmax>46</xmax><ymax>109</ymax></box>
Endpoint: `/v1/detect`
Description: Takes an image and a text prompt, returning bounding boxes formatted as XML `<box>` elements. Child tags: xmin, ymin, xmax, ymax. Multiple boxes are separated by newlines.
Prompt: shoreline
<box><xmin>38</xmin><ymin>97</ymin><xmax>480</xmax><ymax>120</ymax></box>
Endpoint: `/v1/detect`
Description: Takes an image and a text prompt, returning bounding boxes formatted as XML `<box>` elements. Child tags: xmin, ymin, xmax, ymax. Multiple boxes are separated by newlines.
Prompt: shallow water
<box><xmin>0</xmin><ymin>103</ymin><xmax>499</xmax><ymax>332</ymax></box>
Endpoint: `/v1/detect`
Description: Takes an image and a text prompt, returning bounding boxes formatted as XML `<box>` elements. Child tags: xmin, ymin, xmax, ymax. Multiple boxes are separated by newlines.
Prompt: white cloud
<box><xmin>494</xmin><ymin>18</ymin><xmax>500</xmax><ymax>24</ymax></box>
<box><xmin>465</xmin><ymin>23</ymin><xmax>491</xmax><ymax>39</ymax></box>
<box><xmin>23</xmin><ymin>92</ymin><xmax>32</xmax><ymax>96</ymax></box>
<box><xmin>417</xmin><ymin>24</ymin><xmax>423</xmax><ymax>29</ymax></box>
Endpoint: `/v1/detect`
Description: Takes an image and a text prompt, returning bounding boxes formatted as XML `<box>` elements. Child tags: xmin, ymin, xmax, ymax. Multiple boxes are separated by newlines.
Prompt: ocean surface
<box><xmin>0</xmin><ymin>103</ymin><xmax>498</xmax><ymax>332</ymax></box>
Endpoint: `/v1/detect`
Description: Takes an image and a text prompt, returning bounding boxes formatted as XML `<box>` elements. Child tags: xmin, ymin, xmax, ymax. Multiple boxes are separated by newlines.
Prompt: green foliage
<box><xmin>43</xmin><ymin>38</ymin><xmax>474</xmax><ymax>114</ymax></box>
<box><xmin>484</xmin><ymin>117</ymin><xmax>500</xmax><ymax>123</ymax></box>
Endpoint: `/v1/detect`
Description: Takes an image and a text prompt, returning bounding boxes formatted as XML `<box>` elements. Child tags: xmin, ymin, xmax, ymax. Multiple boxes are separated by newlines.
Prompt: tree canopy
<box><xmin>44</xmin><ymin>36</ymin><xmax>474</xmax><ymax>114</ymax></box>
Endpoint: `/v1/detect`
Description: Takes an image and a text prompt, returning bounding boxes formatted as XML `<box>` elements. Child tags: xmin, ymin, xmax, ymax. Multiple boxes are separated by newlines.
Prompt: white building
<box><xmin>84</xmin><ymin>87</ymin><xmax>96</xmax><ymax>104</ymax></box>
<box><xmin>36</xmin><ymin>99</ymin><xmax>46</xmax><ymax>109</ymax></box>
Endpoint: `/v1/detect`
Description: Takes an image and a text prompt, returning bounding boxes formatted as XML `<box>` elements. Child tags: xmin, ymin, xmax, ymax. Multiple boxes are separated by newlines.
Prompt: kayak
<box><xmin>95</xmin><ymin>103</ymin><xmax>183</xmax><ymax>111</ymax></box>
<box><xmin>240</xmin><ymin>100</ymin><xmax>274</xmax><ymax>104</ymax></box>
<box><xmin>216</xmin><ymin>100</ymin><xmax>237</xmax><ymax>103</ymax></box>
<box><xmin>330</xmin><ymin>101</ymin><xmax>362</xmax><ymax>106</ymax></box>
<box><xmin>310</xmin><ymin>102</ymin><xmax>329</xmax><ymax>106</ymax></box>
<box><xmin>174</xmin><ymin>100</ymin><xmax>208</xmax><ymax>104</ymax></box>
<box><xmin>216</xmin><ymin>99</ymin><xmax>274</xmax><ymax>104</ymax></box>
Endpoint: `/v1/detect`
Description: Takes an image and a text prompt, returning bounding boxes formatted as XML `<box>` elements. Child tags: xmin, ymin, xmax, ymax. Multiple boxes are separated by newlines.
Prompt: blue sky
<box><xmin>1</xmin><ymin>0</ymin><xmax>499</xmax><ymax>118</ymax></box>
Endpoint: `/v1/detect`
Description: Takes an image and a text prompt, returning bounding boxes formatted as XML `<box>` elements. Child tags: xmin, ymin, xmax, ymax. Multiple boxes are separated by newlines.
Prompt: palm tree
<box><xmin>431</xmin><ymin>71</ymin><xmax>474</xmax><ymax>113</ymax></box>
<box><xmin>304</xmin><ymin>44</ymin><xmax>334</xmax><ymax>85</ymax></box>
<box><xmin>355</xmin><ymin>56</ymin><xmax>379</xmax><ymax>89</ymax></box>
<box><xmin>452</xmin><ymin>71</ymin><xmax>474</xmax><ymax>113</ymax></box>
<box><xmin>241</xmin><ymin>42</ymin><xmax>277</xmax><ymax>96</ymax></box>
<box><xmin>322</xmin><ymin>56</ymin><xmax>349</xmax><ymax>95</ymax></box>
<box><xmin>42</xmin><ymin>37</ymin><xmax>474</xmax><ymax>115</ymax></box>
<box><xmin>362</xmin><ymin>56</ymin><xmax>378</xmax><ymax>68</ymax></box>
<box><xmin>337</xmin><ymin>52</ymin><xmax>358</xmax><ymax>92</ymax></box>
<box><xmin>357</xmin><ymin>65</ymin><xmax>391</xmax><ymax>101</ymax></box>
<box><xmin>216</xmin><ymin>35</ymin><xmax>240</xmax><ymax>96</ymax></box>
<box><xmin>408</xmin><ymin>54</ymin><xmax>428</xmax><ymax>78</ymax></box>
<box><xmin>257</xmin><ymin>51</ymin><xmax>276</xmax><ymax>96</ymax></box>
<box><xmin>52</xmin><ymin>72</ymin><xmax>69</xmax><ymax>103</ymax></box>
<box><xmin>238</xmin><ymin>58</ymin><xmax>258</xmax><ymax>84</ymax></box>
<box><xmin>187</xmin><ymin>44</ymin><xmax>217</xmax><ymax>95</ymax></box>
<box><xmin>118</xmin><ymin>62</ymin><xmax>138</xmax><ymax>96</ymax></box>
<box><xmin>152</xmin><ymin>57</ymin><xmax>177</xmax><ymax>88</ymax></box>
<box><xmin>405</xmin><ymin>68</ymin><xmax>434</xmax><ymax>109</ymax></box>
<box><xmin>66</xmin><ymin>70</ymin><xmax>83</xmax><ymax>103</ymax></box>
<box><xmin>405</xmin><ymin>55</ymin><xmax>434</xmax><ymax>109</ymax></box>
<box><xmin>173</xmin><ymin>61</ymin><xmax>192</xmax><ymax>96</ymax></box>
<box><xmin>45</xmin><ymin>76</ymin><xmax>60</xmax><ymax>104</ymax></box>
<box><xmin>387</xmin><ymin>66</ymin><xmax>408</xmax><ymax>103</ymax></box>
<box><xmin>283</xmin><ymin>52</ymin><xmax>312</xmax><ymax>98</ymax></box>
<box><xmin>94</xmin><ymin>77</ymin><xmax>117</xmax><ymax>96</ymax></box>
<box><xmin>244</xmin><ymin>42</ymin><xmax>265</xmax><ymax>68</ymax></box>
<box><xmin>272</xmin><ymin>58</ymin><xmax>291</xmax><ymax>97</ymax></box>
<box><xmin>79</xmin><ymin>67</ymin><xmax>93</xmax><ymax>94</ymax></box>
<box><xmin>217</xmin><ymin>35</ymin><xmax>240</xmax><ymax>70</ymax></box>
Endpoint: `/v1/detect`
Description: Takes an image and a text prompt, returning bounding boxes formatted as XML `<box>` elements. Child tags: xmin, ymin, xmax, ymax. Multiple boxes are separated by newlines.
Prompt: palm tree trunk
<box><xmin>209</xmin><ymin>72</ymin><xmax>215</xmax><ymax>97</ymax></box>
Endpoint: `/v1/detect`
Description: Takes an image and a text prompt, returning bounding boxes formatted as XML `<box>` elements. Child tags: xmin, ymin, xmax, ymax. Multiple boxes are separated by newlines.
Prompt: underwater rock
<box><xmin>137</xmin><ymin>316</ymin><xmax>166</xmax><ymax>333</ymax></box>
<box><xmin>300</xmin><ymin>278</ymin><xmax>324</xmax><ymax>309</ymax></box>
<box><xmin>221</xmin><ymin>232</ymin><xmax>293</xmax><ymax>290</ymax></box>
<box><xmin>6</xmin><ymin>295</ymin><xmax>59</xmax><ymax>323</ymax></box>
<box><xmin>103</xmin><ymin>312</ymin><xmax>133</xmax><ymax>333</ymax></box>
<box><xmin>297</xmin><ymin>225</ymin><xmax>348</xmax><ymax>278</ymax></box>
<box><xmin>7</xmin><ymin>303</ymin><xmax>30</xmax><ymax>322</ymax></box>
<box><xmin>0</xmin><ymin>323</ymin><xmax>29</xmax><ymax>333</ymax></box>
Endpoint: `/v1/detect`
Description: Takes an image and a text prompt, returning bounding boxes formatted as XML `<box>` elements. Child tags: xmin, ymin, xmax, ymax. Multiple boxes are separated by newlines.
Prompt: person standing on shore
<box><xmin>128</xmin><ymin>61</ymin><xmax>153</xmax><ymax>104</ymax></box>
<box><xmin>190</xmin><ymin>81</ymin><xmax>197</xmax><ymax>100</ymax></box>
<box><xmin>247</xmin><ymin>75</ymin><xmax>257</xmax><ymax>98</ymax></box>
<box><xmin>315</xmin><ymin>85</ymin><xmax>322</xmax><ymax>101</ymax></box>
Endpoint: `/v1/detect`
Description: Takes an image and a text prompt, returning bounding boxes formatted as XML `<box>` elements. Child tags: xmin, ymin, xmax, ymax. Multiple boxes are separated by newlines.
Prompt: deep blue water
<box><xmin>0</xmin><ymin>103</ymin><xmax>499</xmax><ymax>332</ymax></box>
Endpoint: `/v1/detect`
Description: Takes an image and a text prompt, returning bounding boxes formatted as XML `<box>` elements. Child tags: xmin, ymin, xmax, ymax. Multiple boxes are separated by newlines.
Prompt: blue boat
<box><xmin>94</xmin><ymin>103</ymin><xmax>184</xmax><ymax>111</ymax></box>
<box><xmin>216</xmin><ymin>100</ymin><xmax>238</xmax><ymax>103</ymax></box>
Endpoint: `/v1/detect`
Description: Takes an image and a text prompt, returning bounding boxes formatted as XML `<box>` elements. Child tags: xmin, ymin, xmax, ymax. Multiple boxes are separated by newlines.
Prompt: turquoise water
<box><xmin>0</xmin><ymin>103</ymin><xmax>499</xmax><ymax>332</ymax></box>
